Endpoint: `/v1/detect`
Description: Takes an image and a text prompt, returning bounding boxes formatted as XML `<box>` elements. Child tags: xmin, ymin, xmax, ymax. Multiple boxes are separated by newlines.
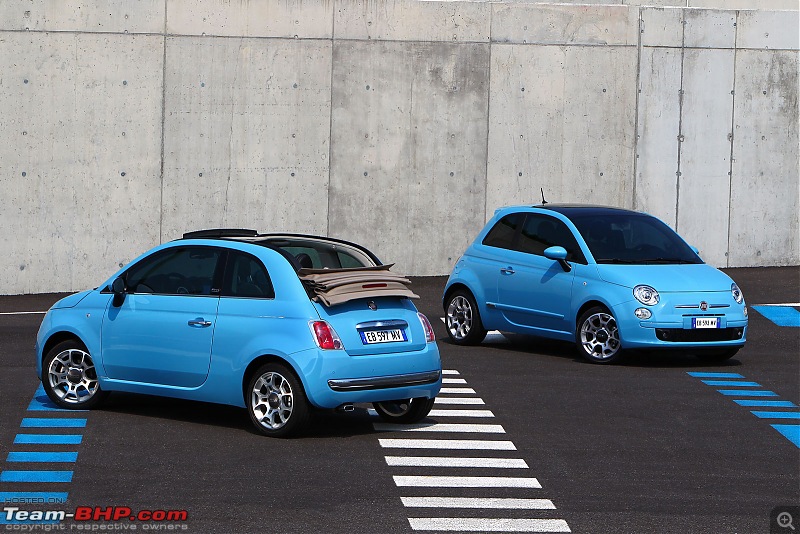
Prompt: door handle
<box><xmin>500</xmin><ymin>267</ymin><xmax>515</xmax><ymax>275</ymax></box>
<box><xmin>188</xmin><ymin>318</ymin><xmax>212</xmax><ymax>327</ymax></box>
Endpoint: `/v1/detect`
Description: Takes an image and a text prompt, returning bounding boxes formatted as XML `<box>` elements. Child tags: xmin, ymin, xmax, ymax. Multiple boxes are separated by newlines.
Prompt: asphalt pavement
<box><xmin>0</xmin><ymin>266</ymin><xmax>797</xmax><ymax>533</ymax></box>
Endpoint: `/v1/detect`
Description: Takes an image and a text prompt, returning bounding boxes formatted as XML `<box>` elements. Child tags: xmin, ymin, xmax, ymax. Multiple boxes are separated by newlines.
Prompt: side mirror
<box><xmin>111</xmin><ymin>277</ymin><xmax>127</xmax><ymax>307</ymax></box>
<box><xmin>544</xmin><ymin>246</ymin><xmax>571</xmax><ymax>272</ymax></box>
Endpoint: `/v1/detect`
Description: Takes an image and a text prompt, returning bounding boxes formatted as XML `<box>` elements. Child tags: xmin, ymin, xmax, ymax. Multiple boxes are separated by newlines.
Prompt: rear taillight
<box><xmin>417</xmin><ymin>313</ymin><xmax>435</xmax><ymax>343</ymax></box>
<box><xmin>309</xmin><ymin>321</ymin><xmax>343</xmax><ymax>350</ymax></box>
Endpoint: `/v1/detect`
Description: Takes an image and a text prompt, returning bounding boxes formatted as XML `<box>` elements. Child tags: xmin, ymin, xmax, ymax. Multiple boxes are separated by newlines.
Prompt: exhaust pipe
<box><xmin>336</xmin><ymin>403</ymin><xmax>355</xmax><ymax>413</ymax></box>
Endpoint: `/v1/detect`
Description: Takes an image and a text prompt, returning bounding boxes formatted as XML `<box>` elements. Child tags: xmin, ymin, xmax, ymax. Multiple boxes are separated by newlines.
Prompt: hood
<box><xmin>595</xmin><ymin>264</ymin><xmax>734</xmax><ymax>293</ymax></box>
<box><xmin>51</xmin><ymin>290</ymin><xmax>93</xmax><ymax>309</ymax></box>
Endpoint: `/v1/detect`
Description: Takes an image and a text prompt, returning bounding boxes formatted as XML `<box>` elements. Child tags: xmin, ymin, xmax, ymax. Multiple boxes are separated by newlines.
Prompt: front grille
<box><xmin>655</xmin><ymin>328</ymin><xmax>744</xmax><ymax>343</ymax></box>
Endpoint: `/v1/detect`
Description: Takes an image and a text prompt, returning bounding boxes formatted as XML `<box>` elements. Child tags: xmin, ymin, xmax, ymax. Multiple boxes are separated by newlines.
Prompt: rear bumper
<box><xmin>328</xmin><ymin>370</ymin><xmax>441</xmax><ymax>392</ymax></box>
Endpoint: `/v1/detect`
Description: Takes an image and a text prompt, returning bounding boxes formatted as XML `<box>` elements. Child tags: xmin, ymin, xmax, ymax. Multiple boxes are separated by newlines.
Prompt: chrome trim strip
<box><xmin>328</xmin><ymin>370</ymin><xmax>441</xmax><ymax>392</ymax></box>
<box><xmin>355</xmin><ymin>320</ymin><xmax>409</xmax><ymax>330</ymax></box>
<box><xmin>675</xmin><ymin>304</ymin><xmax>729</xmax><ymax>309</ymax></box>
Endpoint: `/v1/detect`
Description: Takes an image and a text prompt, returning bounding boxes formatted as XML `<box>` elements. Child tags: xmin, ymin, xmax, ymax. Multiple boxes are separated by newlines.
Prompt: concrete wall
<box><xmin>0</xmin><ymin>0</ymin><xmax>797</xmax><ymax>294</ymax></box>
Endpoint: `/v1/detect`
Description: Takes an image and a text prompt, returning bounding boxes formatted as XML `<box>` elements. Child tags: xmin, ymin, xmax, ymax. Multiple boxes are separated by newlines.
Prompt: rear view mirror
<box><xmin>111</xmin><ymin>277</ymin><xmax>127</xmax><ymax>307</ymax></box>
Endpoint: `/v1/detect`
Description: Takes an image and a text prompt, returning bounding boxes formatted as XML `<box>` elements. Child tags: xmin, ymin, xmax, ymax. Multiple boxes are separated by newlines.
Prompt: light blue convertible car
<box><xmin>443</xmin><ymin>205</ymin><xmax>747</xmax><ymax>364</ymax></box>
<box><xmin>36</xmin><ymin>230</ymin><xmax>440</xmax><ymax>437</ymax></box>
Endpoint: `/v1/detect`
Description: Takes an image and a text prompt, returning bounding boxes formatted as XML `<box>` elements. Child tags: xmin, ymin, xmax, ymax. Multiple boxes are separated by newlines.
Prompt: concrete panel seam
<box><xmin>159</xmin><ymin>1</ymin><xmax>167</xmax><ymax>244</ymax></box>
<box><xmin>675</xmin><ymin>9</ymin><xmax>687</xmax><ymax>231</ymax></box>
<box><xmin>632</xmin><ymin>8</ymin><xmax>643</xmax><ymax>210</ymax></box>
<box><xmin>725</xmin><ymin>12</ymin><xmax>740</xmax><ymax>269</ymax></box>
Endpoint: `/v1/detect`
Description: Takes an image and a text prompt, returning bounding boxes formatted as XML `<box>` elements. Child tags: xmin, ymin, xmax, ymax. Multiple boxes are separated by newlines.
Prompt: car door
<box><xmin>101</xmin><ymin>246</ymin><xmax>224</xmax><ymax>388</ymax></box>
<box><xmin>495</xmin><ymin>214</ymin><xmax>580</xmax><ymax>336</ymax></box>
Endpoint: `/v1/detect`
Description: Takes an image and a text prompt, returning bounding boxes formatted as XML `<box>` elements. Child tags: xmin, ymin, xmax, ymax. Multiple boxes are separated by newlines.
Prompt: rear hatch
<box><xmin>312</xmin><ymin>297</ymin><xmax>427</xmax><ymax>356</ymax></box>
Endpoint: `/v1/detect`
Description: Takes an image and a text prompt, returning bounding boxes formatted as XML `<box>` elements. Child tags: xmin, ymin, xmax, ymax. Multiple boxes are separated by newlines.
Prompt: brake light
<box><xmin>417</xmin><ymin>313</ymin><xmax>435</xmax><ymax>343</ymax></box>
<box><xmin>309</xmin><ymin>321</ymin><xmax>343</xmax><ymax>350</ymax></box>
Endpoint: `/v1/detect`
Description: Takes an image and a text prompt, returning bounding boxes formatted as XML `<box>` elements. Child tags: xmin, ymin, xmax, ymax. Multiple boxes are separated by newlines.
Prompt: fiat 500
<box><xmin>443</xmin><ymin>205</ymin><xmax>747</xmax><ymax>364</ymax></box>
<box><xmin>36</xmin><ymin>230</ymin><xmax>440</xmax><ymax>436</ymax></box>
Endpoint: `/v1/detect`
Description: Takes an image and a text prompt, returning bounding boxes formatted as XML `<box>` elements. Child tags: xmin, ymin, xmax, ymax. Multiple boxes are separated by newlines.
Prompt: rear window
<box><xmin>263</xmin><ymin>238</ymin><xmax>377</xmax><ymax>270</ymax></box>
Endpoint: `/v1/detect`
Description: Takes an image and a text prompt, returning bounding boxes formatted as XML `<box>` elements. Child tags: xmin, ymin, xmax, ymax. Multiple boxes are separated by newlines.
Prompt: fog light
<box><xmin>634</xmin><ymin>308</ymin><xmax>652</xmax><ymax>320</ymax></box>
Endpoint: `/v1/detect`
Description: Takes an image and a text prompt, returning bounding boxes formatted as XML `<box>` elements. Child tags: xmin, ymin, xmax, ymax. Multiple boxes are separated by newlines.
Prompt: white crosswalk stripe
<box><xmin>385</xmin><ymin>456</ymin><xmax>528</xmax><ymax>468</ymax></box>
<box><xmin>374</xmin><ymin>368</ymin><xmax>570</xmax><ymax>533</ymax></box>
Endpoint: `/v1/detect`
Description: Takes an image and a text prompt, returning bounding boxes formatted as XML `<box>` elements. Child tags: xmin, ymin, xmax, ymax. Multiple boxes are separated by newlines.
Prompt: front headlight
<box><xmin>633</xmin><ymin>285</ymin><xmax>660</xmax><ymax>306</ymax></box>
<box><xmin>731</xmin><ymin>283</ymin><xmax>744</xmax><ymax>304</ymax></box>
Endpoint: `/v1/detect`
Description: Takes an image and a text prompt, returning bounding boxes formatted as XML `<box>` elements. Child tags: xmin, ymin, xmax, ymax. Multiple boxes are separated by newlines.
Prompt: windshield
<box><xmin>569</xmin><ymin>213</ymin><xmax>703</xmax><ymax>265</ymax></box>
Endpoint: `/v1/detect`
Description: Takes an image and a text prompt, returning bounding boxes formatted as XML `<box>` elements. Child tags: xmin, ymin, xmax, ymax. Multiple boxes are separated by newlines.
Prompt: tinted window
<box><xmin>570</xmin><ymin>213</ymin><xmax>702</xmax><ymax>264</ymax></box>
<box><xmin>482</xmin><ymin>214</ymin><xmax>521</xmax><ymax>250</ymax></box>
<box><xmin>126</xmin><ymin>247</ymin><xmax>222</xmax><ymax>296</ymax></box>
<box><xmin>224</xmin><ymin>252</ymin><xmax>274</xmax><ymax>298</ymax></box>
<box><xmin>516</xmin><ymin>215</ymin><xmax>585</xmax><ymax>263</ymax></box>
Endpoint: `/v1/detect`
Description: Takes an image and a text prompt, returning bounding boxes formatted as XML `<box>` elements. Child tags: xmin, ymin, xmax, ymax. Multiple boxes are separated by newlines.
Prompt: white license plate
<box><xmin>360</xmin><ymin>329</ymin><xmax>407</xmax><ymax>344</ymax></box>
<box><xmin>692</xmin><ymin>317</ymin><xmax>719</xmax><ymax>329</ymax></box>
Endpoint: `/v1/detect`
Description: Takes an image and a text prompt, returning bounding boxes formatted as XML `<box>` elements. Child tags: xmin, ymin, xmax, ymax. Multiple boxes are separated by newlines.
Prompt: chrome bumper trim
<box><xmin>328</xmin><ymin>370</ymin><xmax>441</xmax><ymax>392</ymax></box>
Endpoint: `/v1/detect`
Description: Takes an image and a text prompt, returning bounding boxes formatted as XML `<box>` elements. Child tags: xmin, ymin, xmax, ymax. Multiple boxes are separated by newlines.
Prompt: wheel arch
<box><xmin>241</xmin><ymin>354</ymin><xmax>305</xmax><ymax>405</ymax></box>
<box><xmin>575</xmin><ymin>300</ymin><xmax>611</xmax><ymax>327</ymax></box>
<box><xmin>40</xmin><ymin>332</ymin><xmax>88</xmax><ymax>376</ymax></box>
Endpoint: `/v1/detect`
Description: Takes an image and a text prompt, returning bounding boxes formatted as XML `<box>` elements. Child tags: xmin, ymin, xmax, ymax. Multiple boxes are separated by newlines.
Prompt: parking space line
<box><xmin>439</xmin><ymin>387</ymin><xmax>477</xmax><ymax>394</ymax></box>
<box><xmin>386</xmin><ymin>457</ymin><xmax>528</xmax><ymax>468</ymax></box>
<box><xmin>442</xmin><ymin>378</ymin><xmax>468</xmax><ymax>384</ymax></box>
<box><xmin>394</xmin><ymin>476</ymin><xmax>542</xmax><ymax>488</ymax></box>
<box><xmin>733</xmin><ymin>400</ymin><xmax>798</xmax><ymax>408</ymax></box>
<box><xmin>701</xmin><ymin>380</ymin><xmax>761</xmax><ymax>387</ymax></box>
<box><xmin>21</xmin><ymin>418</ymin><xmax>87</xmax><ymax>428</ymax></box>
<box><xmin>751</xmin><ymin>305</ymin><xmax>800</xmax><ymax>327</ymax></box>
<box><xmin>687</xmin><ymin>372</ymin><xmax>745</xmax><ymax>378</ymax></box>
<box><xmin>408</xmin><ymin>518</ymin><xmax>571</xmax><ymax>532</ymax></box>
<box><xmin>6</xmin><ymin>452</ymin><xmax>78</xmax><ymax>463</ymax></box>
<box><xmin>379</xmin><ymin>439</ymin><xmax>517</xmax><ymax>450</ymax></box>
<box><xmin>688</xmin><ymin>372</ymin><xmax>799</xmax><ymax>449</ymax></box>
<box><xmin>717</xmin><ymin>390</ymin><xmax>778</xmax><ymax>397</ymax></box>
<box><xmin>751</xmin><ymin>411</ymin><xmax>800</xmax><ymax>419</ymax></box>
<box><xmin>13</xmin><ymin>434</ymin><xmax>82</xmax><ymax>445</ymax></box>
<box><xmin>401</xmin><ymin>497</ymin><xmax>555</xmax><ymax>509</ymax></box>
<box><xmin>442</xmin><ymin>370</ymin><xmax>460</xmax><ymax>375</ymax></box>
<box><xmin>27</xmin><ymin>385</ymin><xmax>88</xmax><ymax>412</ymax></box>
<box><xmin>0</xmin><ymin>471</ymin><xmax>73</xmax><ymax>483</ymax></box>
<box><xmin>374</xmin><ymin>423</ymin><xmax>505</xmax><ymax>433</ymax></box>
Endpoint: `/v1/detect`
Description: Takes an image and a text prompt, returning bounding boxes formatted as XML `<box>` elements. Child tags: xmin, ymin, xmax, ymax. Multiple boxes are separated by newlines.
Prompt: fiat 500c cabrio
<box><xmin>443</xmin><ymin>205</ymin><xmax>747</xmax><ymax>364</ymax></box>
<box><xmin>36</xmin><ymin>230</ymin><xmax>441</xmax><ymax>436</ymax></box>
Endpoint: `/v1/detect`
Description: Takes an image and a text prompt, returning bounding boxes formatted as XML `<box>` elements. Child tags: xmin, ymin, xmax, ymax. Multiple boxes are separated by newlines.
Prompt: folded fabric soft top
<box><xmin>298</xmin><ymin>264</ymin><xmax>419</xmax><ymax>307</ymax></box>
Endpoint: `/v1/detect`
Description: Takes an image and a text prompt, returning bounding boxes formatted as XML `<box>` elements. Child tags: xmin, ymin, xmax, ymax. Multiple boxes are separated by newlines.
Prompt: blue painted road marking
<box><xmin>21</xmin><ymin>418</ymin><xmax>87</xmax><ymax>428</ymax></box>
<box><xmin>0</xmin><ymin>471</ymin><xmax>73</xmax><ymax>483</ymax></box>
<box><xmin>752</xmin><ymin>412</ymin><xmax>800</xmax><ymax>420</ymax></box>
<box><xmin>701</xmin><ymin>380</ymin><xmax>761</xmax><ymax>387</ymax></box>
<box><xmin>6</xmin><ymin>452</ymin><xmax>78</xmax><ymax>463</ymax></box>
<box><xmin>733</xmin><ymin>400</ymin><xmax>798</xmax><ymax>408</ymax></box>
<box><xmin>772</xmin><ymin>425</ymin><xmax>800</xmax><ymax>448</ymax></box>
<box><xmin>27</xmin><ymin>385</ymin><xmax>87</xmax><ymax>412</ymax></box>
<box><xmin>752</xmin><ymin>305</ymin><xmax>800</xmax><ymax>327</ymax></box>
<box><xmin>688</xmin><ymin>372</ymin><xmax>799</xmax><ymax>449</ymax></box>
<box><xmin>717</xmin><ymin>390</ymin><xmax>778</xmax><ymax>397</ymax></box>
<box><xmin>687</xmin><ymin>372</ymin><xmax>745</xmax><ymax>378</ymax></box>
<box><xmin>13</xmin><ymin>434</ymin><xmax>82</xmax><ymax>445</ymax></box>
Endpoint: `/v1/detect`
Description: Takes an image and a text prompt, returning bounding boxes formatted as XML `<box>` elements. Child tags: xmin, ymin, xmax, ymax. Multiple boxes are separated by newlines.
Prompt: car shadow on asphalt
<box><xmin>439</xmin><ymin>333</ymin><xmax>744</xmax><ymax>369</ymax></box>
<box><xmin>98</xmin><ymin>391</ymin><xmax>383</xmax><ymax>439</ymax></box>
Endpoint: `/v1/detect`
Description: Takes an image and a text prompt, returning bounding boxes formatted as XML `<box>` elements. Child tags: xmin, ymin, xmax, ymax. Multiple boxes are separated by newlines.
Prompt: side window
<box><xmin>516</xmin><ymin>215</ymin><xmax>586</xmax><ymax>263</ymax></box>
<box><xmin>224</xmin><ymin>252</ymin><xmax>275</xmax><ymax>299</ymax></box>
<box><xmin>481</xmin><ymin>214</ymin><xmax>521</xmax><ymax>250</ymax></box>
<box><xmin>337</xmin><ymin>251</ymin><xmax>364</xmax><ymax>268</ymax></box>
<box><xmin>125</xmin><ymin>247</ymin><xmax>222</xmax><ymax>296</ymax></box>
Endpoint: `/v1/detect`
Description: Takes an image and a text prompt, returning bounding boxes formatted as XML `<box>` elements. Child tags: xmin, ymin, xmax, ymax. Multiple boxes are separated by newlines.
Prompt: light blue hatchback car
<box><xmin>443</xmin><ymin>205</ymin><xmax>748</xmax><ymax>364</ymax></box>
<box><xmin>36</xmin><ymin>230</ymin><xmax>440</xmax><ymax>437</ymax></box>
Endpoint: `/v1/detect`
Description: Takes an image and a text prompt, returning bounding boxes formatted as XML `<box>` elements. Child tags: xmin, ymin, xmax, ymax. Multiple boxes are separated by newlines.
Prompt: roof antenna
<box><xmin>540</xmin><ymin>188</ymin><xmax>548</xmax><ymax>205</ymax></box>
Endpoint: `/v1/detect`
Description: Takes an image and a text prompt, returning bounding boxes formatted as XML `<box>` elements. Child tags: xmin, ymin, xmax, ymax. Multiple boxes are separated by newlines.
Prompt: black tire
<box><xmin>42</xmin><ymin>340</ymin><xmax>108</xmax><ymax>409</ymax></box>
<box><xmin>373</xmin><ymin>397</ymin><xmax>435</xmax><ymax>424</ymax></box>
<box><xmin>247</xmin><ymin>363</ymin><xmax>310</xmax><ymax>437</ymax></box>
<box><xmin>444</xmin><ymin>289</ymin><xmax>487</xmax><ymax>345</ymax></box>
<box><xmin>576</xmin><ymin>306</ymin><xmax>624</xmax><ymax>364</ymax></box>
<box><xmin>696</xmin><ymin>348</ymin><xmax>740</xmax><ymax>363</ymax></box>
